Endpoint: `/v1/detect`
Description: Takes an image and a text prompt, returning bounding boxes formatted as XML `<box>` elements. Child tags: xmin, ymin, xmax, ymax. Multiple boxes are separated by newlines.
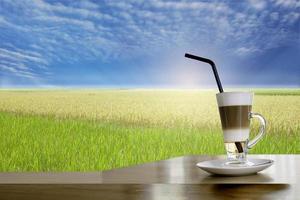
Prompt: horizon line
<box><xmin>0</xmin><ymin>85</ymin><xmax>299</xmax><ymax>90</ymax></box>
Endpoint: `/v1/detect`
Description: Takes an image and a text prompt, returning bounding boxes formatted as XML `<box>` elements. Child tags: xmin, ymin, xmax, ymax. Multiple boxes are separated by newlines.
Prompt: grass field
<box><xmin>0</xmin><ymin>89</ymin><xmax>299</xmax><ymax>171</ymax></box>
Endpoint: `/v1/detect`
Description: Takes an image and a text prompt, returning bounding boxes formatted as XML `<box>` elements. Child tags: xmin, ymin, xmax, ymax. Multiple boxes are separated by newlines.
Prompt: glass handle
<box><xmin>247</xmin><ymin>112</ymin><xmax>266</xmax><ymax>149</ymax></box>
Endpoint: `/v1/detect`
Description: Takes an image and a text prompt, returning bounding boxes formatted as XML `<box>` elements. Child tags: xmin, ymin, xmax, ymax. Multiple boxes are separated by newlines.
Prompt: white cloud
<box><xmin>133</xmin><ymin>9</ymin><xmax>167</xmax><ymax>21</ymax></box>
<box><xmin>0</xmin><ymin>16</ymin><xmax>30</xmax><ymax>31</ymax></box>
<box><xmin>235</xmin><ymin>47</ymin><xmax>260</xmax><ymax>55</ymax></box>
<box><xmin>74</xmin><ymin>1</ymin><xmax>100</xmax><ymax>10</ymax></box>
<box><xmin>150</xmin><ymin>0</ymin><xmax>228</xmax><ymax>11</ymax></box>
<box><xmin>105</xmin><ymin>1</ymin><xmax>133</xmax><ymax>10</ymax></box>
<box><xmin>270</xmin><ymin>12</ymin><xmax>279</xmax><ymax>21</ymax></box>
<box><xmin>0</xmin><ymin>43</ymin><xmax>50</xmax><ymax>80</ymax></box>
<box><xmin>0</xmin><ymin>0</ymin><xmax>299</xmax><ymax>83</ymax></box>
<box><xmin>282</xmin><ymin>12</ymin><xmax>300</xmax><ymax>24</ymax></box>
<box><xmin>32</xmin><ymin>0</ymin><xmax>114</xmax><ymax>21</ymax></box>
<box><xmin>249</xmin><ymin>0</ymin><xmax>267</xmax><ymax>10</ymax></box>
<box><xmin>0</xmin><ymin>60</ymin><xmax>28</xmax><ymax>70</ymax></box>
<box><xmin>0</xmin><ymin>64</ymin><xmax>37</xmax><ymax>79</ymax></box>
<box><xmin>0</xmin><ymin>48</ymin><xmax>48</xmax><ymax>66</ymax></box>
<box><xmin>273</xmin><ymin>0</ymin><xmax>300</xmax><ymax>8</ymax></box>
<box><xmin>35</xmin><ymin>15</ymin><xmax>97</xmax><ymax>32</ymax></box>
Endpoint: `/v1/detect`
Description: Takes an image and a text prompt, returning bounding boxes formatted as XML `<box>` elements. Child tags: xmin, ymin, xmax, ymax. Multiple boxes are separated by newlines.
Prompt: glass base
<box><xmin>225</xmin><ymin>141</ymin><xmax>250</xmax><ymax>166</ymax></box>
<box><xmin>225</xmin><ymin>160</ymin><xmax>247</xmax><ymax>167</ymax></box>
<box><xmin>225</xmin><ymin>160</ymin><xmax>255</xmax><ymax>167</ymax></box>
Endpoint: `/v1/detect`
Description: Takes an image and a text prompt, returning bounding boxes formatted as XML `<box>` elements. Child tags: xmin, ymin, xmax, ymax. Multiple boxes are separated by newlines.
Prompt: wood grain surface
<box><xmin>0</xmin><ymin>155</ymin><xmax>299</xmax><ymax>199</ymax></box>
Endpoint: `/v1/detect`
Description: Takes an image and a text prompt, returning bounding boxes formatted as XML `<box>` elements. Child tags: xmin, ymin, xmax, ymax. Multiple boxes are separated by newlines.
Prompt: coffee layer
<box><xmin>216</xmin><ymin>92</ymin><xmax>253</xmax><ymax>107</ymax></box>
<box><xmin>223</xmin><ymin>129</ymin><xmax>249</xmax><ymax>142</ymax></box>
<box><xmin>218</xmin><ymin>105</ymin><xmax>251</xmax><ymax>129</ymax></box>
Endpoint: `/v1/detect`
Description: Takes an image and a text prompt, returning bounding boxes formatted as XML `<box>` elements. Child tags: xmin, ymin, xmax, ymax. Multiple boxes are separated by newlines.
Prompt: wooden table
<box><xmin>0</xmin><ymin>154</ymin><xmax>299</xmax><ymax>199</ymax></box>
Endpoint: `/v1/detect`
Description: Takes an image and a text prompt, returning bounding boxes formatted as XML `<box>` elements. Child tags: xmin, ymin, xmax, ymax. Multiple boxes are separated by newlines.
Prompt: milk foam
<box><xmin>216</xmin><ymin>92</ymin><xmax>253</xmax><ymax>107</ymax></box>
<box><xmin>223</xmin><ymin>129</ymin><xmax>249</xmax><ymax>142</ymax></box>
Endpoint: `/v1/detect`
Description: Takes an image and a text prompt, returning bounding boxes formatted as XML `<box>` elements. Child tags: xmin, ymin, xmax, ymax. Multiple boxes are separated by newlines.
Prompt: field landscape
<box><xmin>0</xmin><ymin>89</ymin><xmax>299</xmax><ymax>172</ymax></box>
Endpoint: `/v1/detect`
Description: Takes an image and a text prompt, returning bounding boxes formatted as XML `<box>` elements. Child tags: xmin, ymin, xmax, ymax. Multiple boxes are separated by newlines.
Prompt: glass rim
<box><xmin>216</xmin><ymin>91</ymin><xmax>254</xmax><ymax>96</ymax></box>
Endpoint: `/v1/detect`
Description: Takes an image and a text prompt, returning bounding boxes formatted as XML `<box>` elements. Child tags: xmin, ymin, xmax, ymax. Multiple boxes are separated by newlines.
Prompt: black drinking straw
<box><xmin>184</xmin><ymin>53</ymin><xmax>223</xmax><ymax>93</ymax></box>
<box><xmin>184</xmin><ymin>53</ymin><xmax>243</xmax><ymax>153</ymax></box>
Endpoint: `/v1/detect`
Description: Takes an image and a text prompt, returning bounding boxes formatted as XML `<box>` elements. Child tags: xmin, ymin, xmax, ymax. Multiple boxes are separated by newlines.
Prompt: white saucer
<box><xmin>196</xmin><ymin>158</ymin><xmax>274</xmax><ymax>176</ymax></box>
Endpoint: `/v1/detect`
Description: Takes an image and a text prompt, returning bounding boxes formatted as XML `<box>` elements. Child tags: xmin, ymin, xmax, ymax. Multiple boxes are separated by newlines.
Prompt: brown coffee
<box><xmin>218</xmin><ymin>105</ymin><xmax>251</xmax><ymax>129</ymax></box>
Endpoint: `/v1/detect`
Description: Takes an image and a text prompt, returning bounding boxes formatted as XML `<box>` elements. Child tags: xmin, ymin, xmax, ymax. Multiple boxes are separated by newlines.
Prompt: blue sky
<box><xmin>0</xmin><ymin>0</ymin><xmax>299</xmax><ymax>88</ymax></box>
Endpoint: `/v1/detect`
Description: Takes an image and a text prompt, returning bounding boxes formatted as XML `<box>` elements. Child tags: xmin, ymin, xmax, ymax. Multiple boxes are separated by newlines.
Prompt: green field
<box><xmin>0</xmin><ymin>89</ymin><xmax>299</xmax><ymax>171</ymax></box>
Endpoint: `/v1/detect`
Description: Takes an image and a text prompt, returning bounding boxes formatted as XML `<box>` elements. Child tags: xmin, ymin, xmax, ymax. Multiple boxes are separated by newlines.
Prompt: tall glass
<box><xmin>216</xmin><ymin>92</ymin><xmax>266</xmax><ymax>165</ymax></box>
